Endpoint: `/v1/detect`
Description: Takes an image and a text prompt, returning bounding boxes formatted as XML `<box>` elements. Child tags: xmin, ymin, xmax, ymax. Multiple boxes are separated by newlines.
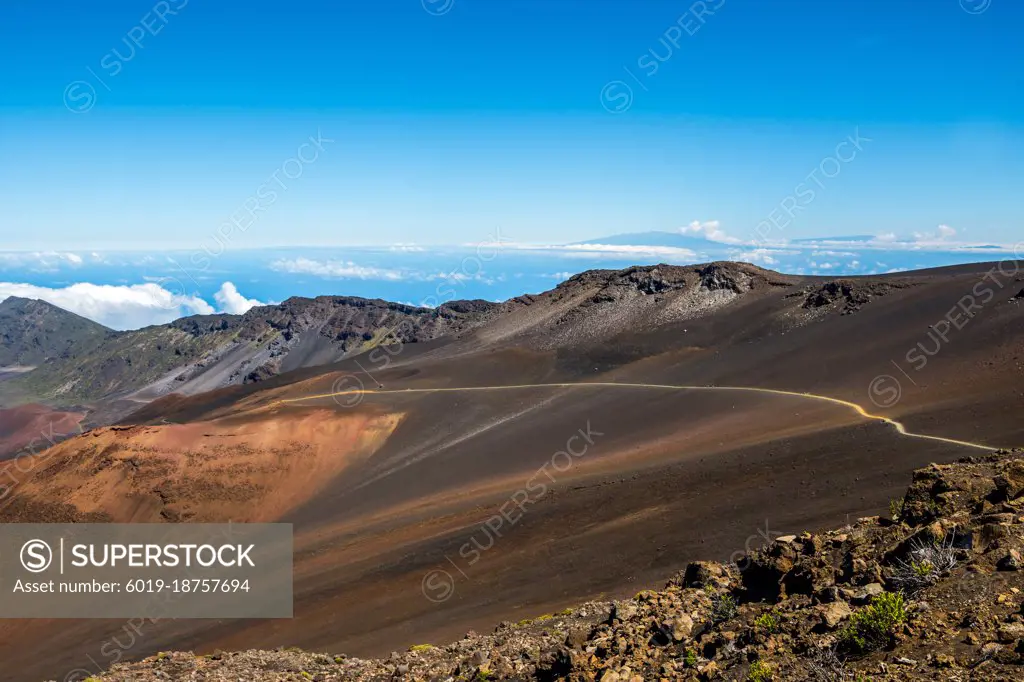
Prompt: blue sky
<box><xmin>2</xmin><ymin>0</ymin><xmax>1022</xmax><ymax>249</ymax></box>
<box><xmin>0</xmin><ymin>0</ymin><xmax>1021</xmax><ymax>328</ymax></box>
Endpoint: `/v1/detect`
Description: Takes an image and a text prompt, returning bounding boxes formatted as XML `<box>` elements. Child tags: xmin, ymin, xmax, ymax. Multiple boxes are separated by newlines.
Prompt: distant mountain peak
<box><xmin>1</xmin><ymin>296</ymin><xmax>112</xmax><ymax>326</ymax></box>
<box><xmin>0</xmin><ymin>297</ymin><xmax>112</xmax><ymax>368</ymax></box>
<box><xmin>0</xmin><ymin>295</ymin><xmax>43</xmax><ymax>309</ymax></box>
<box><xmin>571</xmin><ymin>231</ymin><xmax>723</xmax><ymax>249</ymax></box>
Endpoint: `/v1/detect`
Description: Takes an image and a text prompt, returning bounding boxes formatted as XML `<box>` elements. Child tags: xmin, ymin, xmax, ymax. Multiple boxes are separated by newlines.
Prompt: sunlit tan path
<box><xmin>276</xmin><ymin>381</ymin><xmax>998</xmax><ymax>452</ymax></box>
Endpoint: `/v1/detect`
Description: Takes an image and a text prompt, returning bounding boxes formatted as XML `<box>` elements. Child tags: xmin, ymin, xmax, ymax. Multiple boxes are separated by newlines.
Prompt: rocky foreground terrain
<box><xmin>77</xmin><ymin>450</ymin><xmax>1024</xmax><ymax>681</ymax></box>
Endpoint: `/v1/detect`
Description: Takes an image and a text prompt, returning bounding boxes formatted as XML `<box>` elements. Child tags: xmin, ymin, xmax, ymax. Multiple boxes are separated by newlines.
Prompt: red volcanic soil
<box><xmin>1</xmin><ymin>262</ymin><xmax>1022</xmax><ymax>682</ymax></box>
<box><xmin>0</xmin><ymin>407</ymin><xmax>400</xmax><ymax>524</ymax></box>
<box><xmin>0</xmin><ymin>403</ymin><xmax>85</xmax><ymax>461</ymax></box>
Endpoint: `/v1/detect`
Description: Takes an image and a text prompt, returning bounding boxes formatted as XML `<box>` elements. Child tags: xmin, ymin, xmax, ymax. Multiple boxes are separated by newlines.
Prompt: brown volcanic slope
<box><xmin>1</xmin><ymin>261</ymin><xmax>1023</xmax><ymax>682</ymax></box>
<box><xmin>52</xmin><ymin>451</ymin><xmax>1024</xmax><ymax>681</ymax></box>
<box><xmin>0</xmin><ymin>403</ymin><xmax>85</xmax><ymax>462</ymax></box>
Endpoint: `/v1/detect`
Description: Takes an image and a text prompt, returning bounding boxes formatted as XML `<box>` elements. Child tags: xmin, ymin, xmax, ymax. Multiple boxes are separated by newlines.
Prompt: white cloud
<box><xmin>496</xmin><ymin>243</ymin><xmax>698</xmax><ymax>260</ymax></box>
<box><xmin>272</xmin><ymin>257</ymin><xmax>504</xmax><ymax>283</ymax></box>
<box><xmin>808</xmin><ymin>261</ymin><xmax>840</xmax><ymax>270</ymax></box>
<box><xmin>0</xmin><ymin>280</ymin><xmax>267</xmax><ymax>330</ymax></box>
<box><xmin>564</xmin><ymin>243</ymin><xmax>697</xmax><ymax>257</ymax></box>
<box><xmin>0</xmin><ymin>251</ymin><xmax>85</xmax><ymax>271</ymax></box>
<box><xmin>679</xmin><ymin>220</ymin><xmax>737</xmax><ymax>243</ymax></box>
<box><xmin>426</xmin><ymin>271</ymin><xmax>469</xmax><ymax>282</ymax></box>
<box><xmin>488</xmin><ymin>229</ymin><xmax>1019</xmax><ymax>263</ymax></box>
<box><xmin>733</xmin><ymin>248</ymin><xmax>779</xmax><ymax>265</ymax></box>
<box><xmin>912</xmin><ymin>224</ymin><xmax>958</xmax><ymax>243</ymax></box>
<box><xmin>388</xmin><ymin>243</ymin><xmax>425</xmax><ymax>252</ymax></box>
<box><xmin>793</xmin><ymin>230</ymin><xmax>1017</xmax><ymax>254</ymax></box>
<box><xmin>0</xmin><ymin>282</ymin><xmax>215</xmax><ymax>330</ymax></box>
<box><xmin>810</xmin><ymin>250</ymin><xmax>857</xmax><ymax>257</ymax></box>
<box><xmin>214</xmin><ymin>282</ymin><xmax>266</xmax><ymax>315</ymax></box>
<box><xmin>270</xmin><ymin>257</ymin><xmax>407</xmax><ymax>280</ymax></box>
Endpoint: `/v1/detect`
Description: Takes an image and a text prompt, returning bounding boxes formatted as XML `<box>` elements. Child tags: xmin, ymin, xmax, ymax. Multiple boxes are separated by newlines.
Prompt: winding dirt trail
<box><xmin>277</xmin><ymin>381</ymin><xmax>997</xmax><ymax>452</ymax></box>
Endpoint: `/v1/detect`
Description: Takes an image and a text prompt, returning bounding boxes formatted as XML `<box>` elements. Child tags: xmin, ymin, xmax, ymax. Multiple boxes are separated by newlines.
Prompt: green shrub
<box><xmin>747</xmin><ymin>660</ymin><xmax>774</xmax><ymax>681</ymax></box>
<box><xmin>889</xmin><ymin>498</ymin><xmax>903</xmax><ymax>521</ymax></box>
<box><xmin>911</xmin><ymin>560</ymin><xmax>933</xmax><ymax>577</ymax></box>
<box><xmin>754</xmin><ymin>610</ymin><xmax>780</xmax><ymax>633</ymax></box>
<box><xmin>839</xmin><ymin>591</ymin><xmax>908</xmax><ymax>654</ymax></box>
<box><xmin>710</xmin><ymin>592</ymin><xmax>738</xmax><ymax>623</ymax></box>
<box><xmin>683</xmin><ymin>648</ymin><xmax>698</xmax><ymax>667</ymax></box>
<box><xmin>890</xmin><ymin>535</ymin><xmax>957</xmax><ymax>592</ymax></box>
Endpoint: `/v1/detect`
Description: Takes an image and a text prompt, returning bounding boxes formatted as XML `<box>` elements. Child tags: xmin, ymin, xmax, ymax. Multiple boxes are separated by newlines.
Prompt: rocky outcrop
<box><xmin>801</xmin><ymin>279</ymin><xmax>911</xmax><ymax>315</ymax></box>
<box><xmin>231</xmin><ymin>295</ymin><xmax>500</xmax><ymax>349</ymax></box>
<box><xmin>555</xmin><ymin>263</ymin><xmax>793</xmax><ymax>304</ymax></box>
<box><xmin>77</xmin><ymin>450</ymin><xmax>1024</xmax><ymax>681</ymax></box>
